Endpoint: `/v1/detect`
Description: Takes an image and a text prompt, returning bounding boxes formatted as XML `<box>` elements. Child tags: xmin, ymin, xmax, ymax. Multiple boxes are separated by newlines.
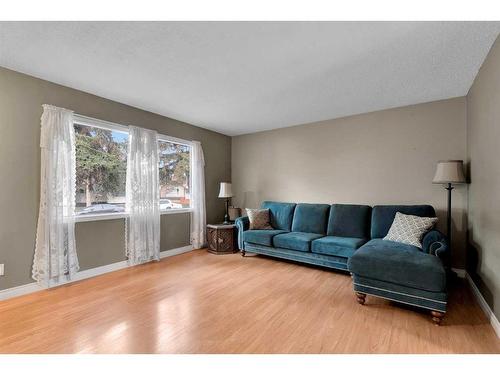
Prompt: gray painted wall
<box><xmin>466</xmin><ymin>36</ymin><xmax>500</xmax><ymax>320</ymax></box>
<box><xmin>232</xmin><ymin>98</ymin><xmax>468</xmax><ymax>268</ymax></box>
<box><xmin>0</xmin><ymin>67</ymin><xmax>231</xmax><ymax>290</ymax></box>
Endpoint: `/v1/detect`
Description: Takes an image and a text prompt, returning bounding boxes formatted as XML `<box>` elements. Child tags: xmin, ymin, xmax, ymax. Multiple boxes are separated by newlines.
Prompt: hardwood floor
<box><xmin>0</xmin><ymin>250</ymin><xmax>498</xmax><ymax>353</ymax></box>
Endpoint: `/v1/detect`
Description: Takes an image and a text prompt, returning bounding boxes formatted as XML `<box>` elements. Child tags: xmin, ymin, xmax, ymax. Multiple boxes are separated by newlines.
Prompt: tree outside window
<box><xmin>158</xmin><ymin>141</ymin><xmax>190</xmax><ymax>209</ymax></box>
<box><xmin>74</xmin><ymin>124</ymin><xmax>128</xmax><ymax>214</ymax></box>
<box><xmin>73</xmin><ymin>122</ymin><xmax>191</xmax><ymax>215</ymax></box>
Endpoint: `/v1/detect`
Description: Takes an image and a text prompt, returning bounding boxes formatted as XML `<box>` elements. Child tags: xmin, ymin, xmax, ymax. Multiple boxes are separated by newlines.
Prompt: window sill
<box><xmin>74</xmin><ymin>212</ymin><xmax>128</xmax><ymax>223</ymax></box>
<box><xmin>160</xmin><ymin>208</ymin><xmax>192</xmax><ymax>215</ymax></box>
<box><xmin>74</xmin><ymin>209</ymin><xmax>192</xmax><ymax>223</ymax></box>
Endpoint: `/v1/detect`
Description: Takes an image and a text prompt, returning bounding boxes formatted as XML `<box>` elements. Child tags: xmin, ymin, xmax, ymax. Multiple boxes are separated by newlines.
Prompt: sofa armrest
<box><xmin>235</xmin><ymin>216</ymin><xmax>250</xmax><ymax>250</ymax></box>
<box><xmin>422</xmin><ymin>230</ymin><xmax>448</xmax><ymax>260</ymax></box>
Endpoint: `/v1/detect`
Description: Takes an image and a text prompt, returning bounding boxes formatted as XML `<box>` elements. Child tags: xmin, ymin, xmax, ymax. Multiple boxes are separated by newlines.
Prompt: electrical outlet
<box><xmin>0</xmin><ymin>264</ymin><xmax>4</xmax><ymax>276</ymax></box>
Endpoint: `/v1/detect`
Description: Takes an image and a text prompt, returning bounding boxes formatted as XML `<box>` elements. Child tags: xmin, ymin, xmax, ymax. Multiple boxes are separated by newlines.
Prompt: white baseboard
<box><xmin>160</xmin><ymin>245</ymin><xmax>193</xmax><ymax>258</ymax></box>
<box><xmin>0</xmin><ymin>282</ymin><xmax>45</xmax><ymax>301</ymax></box>
<box><xmin>0</xmin><ymin>245</ymin><xmax>194</xmax><ymax>301</ymax></box>
<box><xmin>452</xmin><ymin>268</ymin><xmax>466</xmax><ymax>278</ymax></box>
<box><xmin>465</xmin><ymin>272</ymin><xmax>500</xmax><ymax>340</ymax></box>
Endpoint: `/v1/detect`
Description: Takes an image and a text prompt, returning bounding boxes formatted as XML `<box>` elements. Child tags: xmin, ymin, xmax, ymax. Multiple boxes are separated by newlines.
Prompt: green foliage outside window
<box><xmin>74</xmin><ymin>124</ymin><xmax>191</xmax><ymax>211</ymax></box>
<box><xmin>158</xmin><ymin>141</ymin><xmax>190</xmax><ymax>194</ymax></box>
<box><xmin>75</xmin><ymin>125</ymin><xmax>127</xmax><ymax>207</ymax></box>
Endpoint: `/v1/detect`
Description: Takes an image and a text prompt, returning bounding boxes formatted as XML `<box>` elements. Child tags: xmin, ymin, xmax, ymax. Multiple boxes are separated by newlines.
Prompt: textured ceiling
<box><xmin>1</xmin><ymin>22</ymin><xmax>499</xmax><ymax>136</ymax></box>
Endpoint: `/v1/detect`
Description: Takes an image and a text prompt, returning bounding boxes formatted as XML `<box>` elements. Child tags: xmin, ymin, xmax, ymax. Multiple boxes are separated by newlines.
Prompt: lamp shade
<box><xmin>432</xmin><ymin>160</ymin><xmax>466</xmax><ymax>184</ymax></box>
<box><xmin>218</xmin><ymin>182</ymin><xmax>233</xmax><ymax>198</ymax></box>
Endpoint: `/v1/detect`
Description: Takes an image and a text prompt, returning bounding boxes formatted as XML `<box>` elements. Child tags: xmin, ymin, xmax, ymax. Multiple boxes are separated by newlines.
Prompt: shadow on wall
<box><xmin>463</xmin><ymin>159</ymin><xmax>494</xmax><ymax>308</ymax></box>
<box><xmin>465</xmin><ymin>160</ymin><xmax>471</xmax><ymax>185</ymax></box>
<box><xmin>457</xmin><ymin>207</ymin><xmax>468</xmax><ymax>265</ymax></box>
<box><xmin>433</xmin><ymin>204</ymin><xmax>467</xmax><ymax>269</ymax></box>
<box><xmin>467</xmin><ymin>229</ymin><xmax>495</xmax><ymax>310</ymax></box>
<box><xmin>239</xmin><ymin>191</ymin><xmax>260</xmax><ymax>212</ymax></box>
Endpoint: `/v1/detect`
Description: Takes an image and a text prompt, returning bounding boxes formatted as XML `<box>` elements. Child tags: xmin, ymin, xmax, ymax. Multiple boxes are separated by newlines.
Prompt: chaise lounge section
<box><xmin>348</xmin><ymin>205</ymin><xmax>448</xmax><ymax>324</ymax></box>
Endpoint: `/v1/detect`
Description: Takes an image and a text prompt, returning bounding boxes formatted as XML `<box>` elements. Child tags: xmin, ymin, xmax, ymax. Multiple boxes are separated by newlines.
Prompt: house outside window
<box><xmin>158</xmin><ymin>139</ymin><xmax>191</xmax><ymax>210</ymax></box>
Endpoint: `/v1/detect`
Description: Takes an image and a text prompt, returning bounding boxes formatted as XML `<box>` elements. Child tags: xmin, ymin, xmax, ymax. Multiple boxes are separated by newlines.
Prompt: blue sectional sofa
<box><xmin>235</xmin><ymin>201</ymin><xmax>449</xmax><ymax>324</ymax></box>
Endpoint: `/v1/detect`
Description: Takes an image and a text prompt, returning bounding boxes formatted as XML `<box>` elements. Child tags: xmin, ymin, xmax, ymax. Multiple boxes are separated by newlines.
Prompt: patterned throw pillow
<box><xmin>383</xmin><ymin>212</ymin><xmax>438</xmax><ymax>248</ymax></box>
<box><xmin>246</xmin><ymin>208</ymin><xmax>274</xmax><ymax>230</ymax></box>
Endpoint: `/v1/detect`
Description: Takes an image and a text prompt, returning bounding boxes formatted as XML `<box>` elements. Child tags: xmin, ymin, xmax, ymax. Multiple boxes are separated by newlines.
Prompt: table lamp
<box><xmin>218</xmin><ymin>182</ymin><xmax>233</xmax><ymax>224</ymax></box>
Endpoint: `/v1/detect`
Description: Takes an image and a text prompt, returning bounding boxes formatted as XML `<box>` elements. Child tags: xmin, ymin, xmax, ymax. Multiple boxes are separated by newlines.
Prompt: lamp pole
<box><xmin>445</xmin><ymin>183</ymin><xmax>453</xmax><ymax>270</ymax></box>
<box><xmin>223</xmin><ymin>197</ymin><xmax>230</xmax><ymax>224</ymax></box>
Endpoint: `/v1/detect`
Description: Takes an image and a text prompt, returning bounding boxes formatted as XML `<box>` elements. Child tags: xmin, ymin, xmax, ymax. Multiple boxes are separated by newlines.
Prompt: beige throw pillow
<box><xmin>384</xmin><ymin>212</ymin><xmax>438</xmax><ymax>249</ymax></box>
<box><xmin>246</xmin><ymin>208</ymin><xmax>274</xmax><ymax>230</ymax></box>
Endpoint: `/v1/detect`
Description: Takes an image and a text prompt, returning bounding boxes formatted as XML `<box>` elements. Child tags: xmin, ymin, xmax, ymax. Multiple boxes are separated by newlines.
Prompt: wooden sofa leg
<box><xmin>431</xmin><ymin>311</ymin><xmax>445</xmax><ymax>325</ymax></box>
<box><xmin>356</xmin><ymin>292</ymin><xmax>366</xmax><ymax>305</ymax></box>
<box><xmin>241</xmin><ymin>249</ymin><xmax>246</xmax><ymax>257</ymax></box>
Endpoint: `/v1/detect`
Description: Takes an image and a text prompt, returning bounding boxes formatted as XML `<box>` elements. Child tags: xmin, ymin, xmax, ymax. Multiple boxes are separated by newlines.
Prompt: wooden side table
<box><xmin>207</xmin><ymin>223</ymin><xmax>238</xmax><ymax>254</ymax></box>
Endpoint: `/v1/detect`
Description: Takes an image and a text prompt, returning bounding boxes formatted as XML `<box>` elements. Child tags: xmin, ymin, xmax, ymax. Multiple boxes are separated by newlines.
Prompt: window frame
<box><xmin>73</xmin><ymin>114</ymin><xmax>193</xmax><ymax>223</ymax></box>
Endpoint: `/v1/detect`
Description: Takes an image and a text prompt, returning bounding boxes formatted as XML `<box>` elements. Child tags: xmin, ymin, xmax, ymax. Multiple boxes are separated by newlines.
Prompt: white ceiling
<box><xmin>1</xmin><ymin>22</ymin><xmax>499</xmax><ymax>136</ymax></box>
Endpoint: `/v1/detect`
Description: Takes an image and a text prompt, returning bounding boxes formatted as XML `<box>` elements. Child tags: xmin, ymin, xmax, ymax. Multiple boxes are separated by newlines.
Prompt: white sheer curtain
<box><xmin>32</xmin><ymin>105</ymin><xmax>79</xmax><ymax>285</ymax></box>
<box><xmin>190</xmin><ymin>141</ymin><xmax>206</xmax><ymax>249</ymax></box>
<box><xmin>125</xmin><ymin>126</ymin><xmax>160</xmax><ymax>265</ymax></box>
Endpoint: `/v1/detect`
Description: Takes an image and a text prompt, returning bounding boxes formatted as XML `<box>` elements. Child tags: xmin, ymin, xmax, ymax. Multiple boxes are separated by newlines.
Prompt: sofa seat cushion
<box><xmin>347</xmin><ymin>239</ymin><xmax>446</xmax><ymax>292</ymax></box>
<box><xmin>311</xmin><ymin>236</ymin><xmax>367</xmax><ymax>258</ymax></box>
<box><xmin>243</xmin><ymin>230</ymin><xmax>288</xmax><ymax>247</ymax></box>
<box><xmin>273</xmin><ymin>232</ymin><xmax>324</xmax><ymax>252</ymax></box>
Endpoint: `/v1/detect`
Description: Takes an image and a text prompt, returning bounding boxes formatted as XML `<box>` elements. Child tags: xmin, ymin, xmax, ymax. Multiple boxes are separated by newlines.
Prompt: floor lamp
<box><xmin>432</xmin><ymin>160</ymin><xmax>466</xmax><ymax>271</ymax></box>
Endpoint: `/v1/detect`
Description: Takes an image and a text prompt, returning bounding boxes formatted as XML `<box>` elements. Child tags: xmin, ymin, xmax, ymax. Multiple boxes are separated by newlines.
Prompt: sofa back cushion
<box><xmin>261</xmin><ymin>201</ymin><xmax>296</xmax><ymax>231</ymax></box>
<box><xmin>291</xmin><ymin>203</ymin><xmax>330</xmax><ymax>234</ymax></box>
<box><xmin>371</xmin><ymin>205</ymin><xmax>436</xmax><ymax>239</ymax></box>
<box><xmin>327</xmin><ymin>204</ymin><xmax>372</xmax><ymax>238</ymax></box>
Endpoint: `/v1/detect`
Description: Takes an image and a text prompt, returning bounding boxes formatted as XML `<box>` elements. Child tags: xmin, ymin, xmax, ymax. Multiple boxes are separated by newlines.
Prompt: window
<box><xmin>158</xmin><ymin>139</ymin><xmax>191</xmax><ymax>210</ymax></box>
<box><xmin>74</xmin><ymin>121</ymin><xmax>128</xmax><ymax>216</ymax></box>
<box><xmin>72</xmin><ymin>114</ymin><xmax>192</xmax><ymax>219</ymax></box>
